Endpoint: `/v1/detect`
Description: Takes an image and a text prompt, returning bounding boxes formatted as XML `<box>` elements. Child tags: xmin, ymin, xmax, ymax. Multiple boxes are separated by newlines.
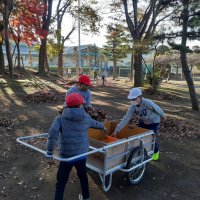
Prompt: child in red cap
<box><xmin>46</xmin><ymin>93</ymin><xmax>105</xmax><ymax>200</ymax></box>
<box><xmin>66</xmin><ymin>75</ymin><xmax>93</xmax><ymax>108</ymax></box>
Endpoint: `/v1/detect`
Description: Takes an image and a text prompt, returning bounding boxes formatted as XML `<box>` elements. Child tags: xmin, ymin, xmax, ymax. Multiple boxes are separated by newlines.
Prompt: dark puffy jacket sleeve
<box><xmin>89</xmin><ymin>117</ymin><xmax>104</xmax><ymax>130</ymax></box>
<box><xmin>46</xmin><ymin>116</ymin><xmax>61</xmax><ymax>154</ymax></box>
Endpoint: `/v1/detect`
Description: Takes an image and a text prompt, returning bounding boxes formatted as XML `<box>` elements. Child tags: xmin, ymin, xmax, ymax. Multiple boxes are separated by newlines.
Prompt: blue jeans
<box><xmin>54</xmin><ymin>159</ymin><xmax>89</xmax><ymax>200</ymax></box>
<box><xmin>138</xmin><ymin>122</ymin><xmax>159</xmax><ymax>153</ymax></box>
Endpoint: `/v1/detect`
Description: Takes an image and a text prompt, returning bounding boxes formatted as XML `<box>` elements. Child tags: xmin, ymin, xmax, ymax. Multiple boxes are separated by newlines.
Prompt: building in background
<box><xmin>2</xmin><ymin>43</ymin><xmax>109</xmax><ymax>69</ymax></box>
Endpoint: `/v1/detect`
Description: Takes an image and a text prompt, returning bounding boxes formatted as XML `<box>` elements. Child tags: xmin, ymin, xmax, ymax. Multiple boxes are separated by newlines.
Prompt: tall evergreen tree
<box><xmin>103</xmin><ymin>23</ymin><xmax>129</xmax><ymax>79</ymax></box>
<box><xmin>180</xmin><ymin>0</ymin><xmax>199</xmax><ymax>111</ymax></box>
<box><xmin>165</xmin><ymin>0</ymin><xmax>200</xmax><ymax>111</ymax></box>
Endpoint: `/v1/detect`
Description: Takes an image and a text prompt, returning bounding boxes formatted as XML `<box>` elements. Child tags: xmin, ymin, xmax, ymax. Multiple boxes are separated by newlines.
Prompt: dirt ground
<box><xmin>0</xmin><ymin>75</ymin><xmax>200</xmax><ymax>200</ymax></box>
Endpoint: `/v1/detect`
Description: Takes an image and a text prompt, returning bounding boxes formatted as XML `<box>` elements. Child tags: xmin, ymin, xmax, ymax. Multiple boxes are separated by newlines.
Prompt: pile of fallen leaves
<box><xmin>0</xmin><ymin>69</ymin><xmax>26</xmax><ymax>79</ymax></box>
<box><xmin>22</xmin><ymin>90</ymin><xmax>65</xmax><ymax>103</ymax></box>
<box><xmin>85</xmin><ymin>106</ymin><xmax>107</xmax><ymax>122</ymax></box>
<box><xmin>128</xmin><ymin>115</ymin><xmax>199</xmax><ymax>140</ymax></box>
<box><xmin>0</xmin><ymin>117</ymin><xmax>13</xmax><ymax>128</ymax></box>
<box><xmin>128</xmin><ymin>115</ymin><xmax>139</xmax><ymax>125</ymax></box>
<box><xmin>160</xmin><ymin>116</ymin><xmax>200</xmax><ymax>140</ymax></box>
<box><xmin>144</xmin><ymin>89</ymin><xmax>176</xmax><ymax>101</ymax></box>
<box><xmin>25</xmin><ymin>137</ymin><xmax>47</xmax><ymax>150</ymax></box>
<box><xmin>57</xmin><ymin>78</ymin><xmax>78</xmax><ymax>87</ymax></box>
<box><xmin>13</xmin><ymin>72</ymin><xmax>26</xmax><ymax>79</ymax></box>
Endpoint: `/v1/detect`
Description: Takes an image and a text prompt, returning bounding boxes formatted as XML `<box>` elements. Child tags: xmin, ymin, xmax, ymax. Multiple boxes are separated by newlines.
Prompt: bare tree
<box><xmin>38</xmin><ymin>0</ymin><xmax>53</xmax><ymax>76</ymax></box>
<box><xmin>55</xmin><ymin>0</ymin><xmax>75</xmax><ymax>77</ymax></box>
<box><xmin>119</xmin><ymin>0</ymin><xmax>178</xmax><ymax>86</ymax></box>
<box><xmin>2</xmin><ymin>0</ymin><xmax>13</xmax><ymax>78</ymax></box>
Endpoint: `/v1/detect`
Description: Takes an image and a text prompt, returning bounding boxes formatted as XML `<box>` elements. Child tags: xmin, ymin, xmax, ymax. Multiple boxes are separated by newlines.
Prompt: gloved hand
<box><xmin>111</xmin><ymin>130</ymin><xmax>118</xmax><ymax>138</ymax></box>
<box><xmin>102</xmin><ymin>127</ymin><xmax>107</xmax><ymax>139</ymax></box>
<box><xmin>45</xmin><ymin>151</ymin><xmax>55</xmax><ymax>165</ymax></box>
<box><xmin>45</xmin><ymin>151</ymin><xmax>54</xmax><ymax>159</ymax></box>
<box><xmin>161</xmin><ymin>115</ymin><xmax>167</xmax><ymax>122</ymax></box>
<box><xmin>103</xmin><ymin>127</ymin><xmax>107</xmax><ymax>132</ymax></box>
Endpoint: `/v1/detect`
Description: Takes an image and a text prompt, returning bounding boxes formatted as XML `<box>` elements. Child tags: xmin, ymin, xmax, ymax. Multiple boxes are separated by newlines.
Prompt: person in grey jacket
<box><xmin>113</xmin><ymin>88</ymin><xmax>166</xmax><ymax>161</ymax></box>
<box><xmin>46</xmin><ymin>92</ymin><xmax>105</xmax><ymax>200</ymax></box>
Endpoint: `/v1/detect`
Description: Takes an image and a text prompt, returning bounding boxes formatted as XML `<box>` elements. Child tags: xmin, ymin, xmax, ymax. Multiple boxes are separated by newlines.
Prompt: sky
<box><xmin>57</xmin><ymin>0</ymin><xmax>200</xmax><ymax>49</ymax></box>
<box><xmin>59</xmin><ymin>0</ymin><xmax>109</xmax><ymax>48</ymax></box>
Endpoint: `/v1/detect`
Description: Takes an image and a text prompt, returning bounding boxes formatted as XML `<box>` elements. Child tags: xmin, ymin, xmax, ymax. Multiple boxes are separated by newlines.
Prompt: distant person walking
<box><xmin>94</xmin><ymin>69</ymin><xmax>98</xmax><ymax>81</ymax></box>
<box><xmin>101</xmin><ymin>70</ymin><xmax>106</xmax><ymax>85</ymax></box>
<box><xmin>67</xmin><ymin>68</ymin><xmax>72</xmax><ymax>78</ymax></box>
<box><xmin>63</xmin><ymin>68</ymin><xmax>67</xmax><ymax>77</ymax></box>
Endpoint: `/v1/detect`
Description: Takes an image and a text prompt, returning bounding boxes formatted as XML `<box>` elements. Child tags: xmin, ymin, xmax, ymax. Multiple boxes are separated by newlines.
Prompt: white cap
<box><xmin>127</xmin><ymin>88</ymin><xmax>142</xmax><ymax>99</ymax></box>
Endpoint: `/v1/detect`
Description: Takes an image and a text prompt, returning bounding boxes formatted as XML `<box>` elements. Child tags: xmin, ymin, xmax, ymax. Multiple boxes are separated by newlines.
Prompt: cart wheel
<box><xmin>126</xmin><ymin>146</ymin><xmax>147</xmax><ymax>185</ymax></box>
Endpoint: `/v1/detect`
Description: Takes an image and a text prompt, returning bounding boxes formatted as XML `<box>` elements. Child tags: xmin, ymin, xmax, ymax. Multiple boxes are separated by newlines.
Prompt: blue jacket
<box><xmin>47</xmin><ymin>107</ymin><xmax>104</xmax><ymax>158</ymax></box>
<box><xmin>66</xmin><ymin>86</ymin><xmax>92</xmax><ymax>108</ymax></box>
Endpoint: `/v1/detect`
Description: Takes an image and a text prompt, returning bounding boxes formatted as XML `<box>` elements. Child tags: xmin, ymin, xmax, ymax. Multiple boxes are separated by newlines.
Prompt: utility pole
<box><xmin>78</xmin><ymin>0</ymin><xmax>81</xmax><ymax>69</ymax></box>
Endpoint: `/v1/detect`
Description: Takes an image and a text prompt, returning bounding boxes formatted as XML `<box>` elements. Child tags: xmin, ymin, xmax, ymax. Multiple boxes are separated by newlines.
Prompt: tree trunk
<box><xmin>21</xmin><ymin>56</ymin><xmax>24</xmax><ymax>68</ymax></box>
<box><xmin>28</xmin><ymin>46</ymin><xmax>32</xmax><ymax>68</ymax></box>
<box><xmin>38</xmin><ymin>0</ymin><xmax>53</xmax><ymax>76</ymax></box>
<box><xmin>0</xmin><ymin>34</ymin><xmax>5</xmax><ymax>74</ymax></box>
<box><xmin>88</xmin><ymin>48</ymin><xmax>91</xmax><ymax>73</ymax></box>
<box><xmin>176</xmin><ymin>67</ymin><xmax>179</xmax><ymax>80</ymax></box>
<box><xmin>166</xmin><ymin>66</ymin><xmax>171</xmax><ymax>82</ymax></box>
<box><xmin>44</xmin><ymin>49</ymin><xmax>49</xmax><ymax>72</ymax></box>
<box><xmin>16</xmin><ymin>43</ymin><xmax>21</xmax><ymax>67</ymax></box>
<box><xmin>14</xmin><ymin>56</ymin><xmax>17</xmax><ymax>67</ymax></box>
<box><xmin>3</xmin><ymin>0</ymin><xmax>13</xmax><ymax>78</ymax></box>
<box><xmin>134</xmin><ymin>54</ymin><xmax>143</xmax><ymax>86</ymax></box>
<box><xmin>130</xmin><ymin>51</ymin><xmax>134</xmax><ymax>81</ymax></box>
<box><xmin>113</xmin><ymin>59</ymin><xmax>117</xmax><ymax>80</ymax></box>
<box><xmin>57</xmin><ymin>48</ymin><xmax>63</xmax><ymax>77</ymax></box>
<box><xmin>180</xmin><ymin>0</ymin><xmax>199</xmax><ymax>111</ymax></box>
<box><xmin>38</xmin><ymin>39</ymin><xmax>47</xmax><ymax>76</ymax></box>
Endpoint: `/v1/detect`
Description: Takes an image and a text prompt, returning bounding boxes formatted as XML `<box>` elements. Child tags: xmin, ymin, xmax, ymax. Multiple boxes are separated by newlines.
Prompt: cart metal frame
<box><xmin>16</xmin><ymin>130</ymin><xmax>155</xmax><ymax>192</ymax></box>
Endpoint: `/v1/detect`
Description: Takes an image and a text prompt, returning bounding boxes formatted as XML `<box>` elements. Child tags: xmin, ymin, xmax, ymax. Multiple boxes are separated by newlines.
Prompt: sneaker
<box><xmin>79</xmin><ymin>193</ymin><xmax>90</xmax><ymax>200</ymax></box>
<box><xmin>79</xmin><ymin>194</ymin><xmax>83</xmax><ymax>200</ymax></box>
<box><xmin>152</xmin><ymin>151</ymin><xmax>159</xmax><ymax>161</ymax></box>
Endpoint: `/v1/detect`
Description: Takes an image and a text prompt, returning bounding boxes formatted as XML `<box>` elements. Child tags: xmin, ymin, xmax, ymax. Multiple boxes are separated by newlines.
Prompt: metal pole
<box><xmin>78</xmin><ymin>0</ymin><xmax>81</xmax><ymax>69</ymax></box>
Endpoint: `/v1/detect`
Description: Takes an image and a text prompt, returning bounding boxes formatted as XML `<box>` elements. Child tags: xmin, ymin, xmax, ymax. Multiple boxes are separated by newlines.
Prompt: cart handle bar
<box><xmin>16</xmin><ymin>131</ymin><xmax>154</xmax><ymax>162</ymax></box>
<box><xmin>16</xmin><ymin>137</ymin><xmax>105</xmax><ymax>162</ymax></box>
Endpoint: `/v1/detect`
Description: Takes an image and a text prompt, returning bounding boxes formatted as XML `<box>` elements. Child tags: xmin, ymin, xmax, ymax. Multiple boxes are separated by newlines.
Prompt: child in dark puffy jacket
<box><xmin>46</xmin><ymin>92</ymin><xmax>105</xmax><ymax>200</ymax></box>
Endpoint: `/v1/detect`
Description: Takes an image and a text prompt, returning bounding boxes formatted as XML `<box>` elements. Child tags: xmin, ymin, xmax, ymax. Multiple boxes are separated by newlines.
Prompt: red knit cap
<box><xmin>65</xmin><ymin>93</ymin><xmax>85</xmax><ymax>107</ymax></box>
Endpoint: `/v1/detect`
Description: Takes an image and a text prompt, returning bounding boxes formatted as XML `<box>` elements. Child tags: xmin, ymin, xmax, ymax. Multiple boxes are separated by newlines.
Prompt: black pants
<box><xmin>138</xmin><ymin>122</ymin><xmax>159</xmax><ymax>153</ymax></box>
<box><xmin>54</xmin><ymin>159</ymin><xmax>89</xmax><ymax>200</ymax></box>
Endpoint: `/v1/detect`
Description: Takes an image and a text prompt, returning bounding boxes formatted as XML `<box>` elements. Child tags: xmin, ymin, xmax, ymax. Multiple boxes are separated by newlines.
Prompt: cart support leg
<box><xmin>98</xmin><ymin>173</ymin><xmax>113</xmax><ymax>192</ymax></box>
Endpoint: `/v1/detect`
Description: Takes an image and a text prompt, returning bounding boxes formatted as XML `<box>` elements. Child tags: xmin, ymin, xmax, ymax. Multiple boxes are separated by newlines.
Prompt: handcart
<box><xmin>16</xmin><ymin>121</ymin><xmax>155</xmax><ymax>192</ymax></box>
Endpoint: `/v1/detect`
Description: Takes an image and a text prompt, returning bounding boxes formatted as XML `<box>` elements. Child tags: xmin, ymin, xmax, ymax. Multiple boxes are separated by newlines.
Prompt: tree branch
<box><xmin>139</xmin><ymin>0</ymin><xmax>156</xmax><ymax>35</ymax></box>
<box><xmin>62</xmin><ymin>25</ymin><xmax>75</xmax><ymax>44</ymax></box>
<box><xmin>122</xmin><ymin>0</ymin><xmax>135</xmax><ymax>38</ymax></box>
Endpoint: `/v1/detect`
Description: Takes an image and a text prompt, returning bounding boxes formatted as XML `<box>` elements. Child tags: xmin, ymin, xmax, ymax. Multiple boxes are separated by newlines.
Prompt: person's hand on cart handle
<box><xmin>45</xmin><ymin>151</ymin><xmax>54</xmax><ymax>159</ymax></box>
<box><xmin>45</xmin><ymin>151</ymin><xmax>56</xmax><ymax>165</ymax></box>
<box><xmin>161</xmin><ymin>115</ymin><xmax>167</xmax><ymax>122</ymax></box>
